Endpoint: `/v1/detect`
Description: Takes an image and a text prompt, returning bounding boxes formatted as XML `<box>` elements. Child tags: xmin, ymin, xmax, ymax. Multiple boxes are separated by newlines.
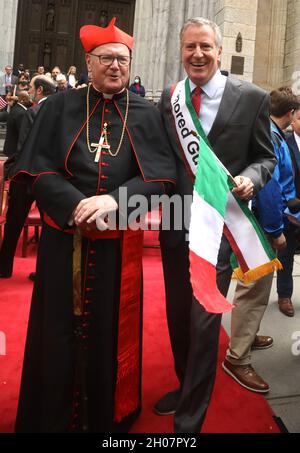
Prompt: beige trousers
<box><xmin>226</xmin><ymin>273</ymin><xmax>274</xmax><ymax>365</ymax></box>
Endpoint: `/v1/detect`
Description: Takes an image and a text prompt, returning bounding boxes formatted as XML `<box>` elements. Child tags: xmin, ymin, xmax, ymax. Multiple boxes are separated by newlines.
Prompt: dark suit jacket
<box><xmin>5</xmin><ymin>100</ymin><xmax>47</xmax><ymax>178</ymax></box>
<box><xmin>159</xmin><ymin>76</ymin><xmax>276</xmax><ymax>246</ymax></box>
<box><xmin>287</xmin><ymin>133</ymin><xmax>300</xmax><ymax>197</ymax></box>
<box><xmin>3</xmin><ymin>103</ymin><xmax>28</xmax><ymax>158</ymax></box>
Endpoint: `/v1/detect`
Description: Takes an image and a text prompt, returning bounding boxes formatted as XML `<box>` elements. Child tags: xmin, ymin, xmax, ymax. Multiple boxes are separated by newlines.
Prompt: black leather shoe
<box><xmin>154</xmin><ymin>389</ymin><xmax>180</xmax><ymax>415</ymax></box>
<box><xmin>28</xmin><ymin>272</ymin><xmax>36</xmax><ymax>282</ymax></box>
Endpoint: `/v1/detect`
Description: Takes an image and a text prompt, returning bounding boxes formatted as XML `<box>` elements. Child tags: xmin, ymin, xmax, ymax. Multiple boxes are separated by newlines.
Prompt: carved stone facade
<box><xmin>10</xmin><ymin>0</ymin><xmax>135</xmax><ymax>76</ymax></box>
<box><xmin>1</xmin><ymin>0</ymin><xmax>300</xmax><ymax>99</ymax></box>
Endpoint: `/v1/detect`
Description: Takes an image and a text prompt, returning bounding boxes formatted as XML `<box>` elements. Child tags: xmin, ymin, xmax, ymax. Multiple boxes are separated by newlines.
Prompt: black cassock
<box><xmin>13</xmin><ymin>86</ymin><xmax>176</xmax><ymax>433</ymax></box>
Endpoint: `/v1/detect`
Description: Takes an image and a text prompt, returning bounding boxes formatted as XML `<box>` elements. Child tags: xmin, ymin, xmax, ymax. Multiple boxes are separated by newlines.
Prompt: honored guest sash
<box><xmin>171</xmin><ymin>78</ymin><xmax>201</xmax><ymax>177</ymax></box>
<box><xmin>171</xmin><ymin>78</ymin><xmax>282</xmax><ymax>313</ymax></box>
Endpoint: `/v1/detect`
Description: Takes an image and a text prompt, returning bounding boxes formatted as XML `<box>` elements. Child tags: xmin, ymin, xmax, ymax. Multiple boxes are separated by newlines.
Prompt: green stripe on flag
<box><xmin>194</xmin><ymin>145</ymin><xmax>229</xmax><ymax>217</ymax></box>
<box><xmin>185</xmin><ymin>79</ymin><xmax>229</xmax><ymax>217</ymax></box>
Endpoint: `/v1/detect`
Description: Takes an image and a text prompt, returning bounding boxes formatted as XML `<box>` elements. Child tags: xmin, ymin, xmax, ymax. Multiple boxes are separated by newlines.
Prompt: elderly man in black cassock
<box><xmin>13</xmin><ymin>18</ymin><xmax>176</xmax><ymax>433</ymax></box>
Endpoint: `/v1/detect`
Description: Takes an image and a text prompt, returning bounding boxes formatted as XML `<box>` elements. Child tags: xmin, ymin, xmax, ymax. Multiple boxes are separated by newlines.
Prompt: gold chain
<box><xmin>86</xmin><ymin>83</ymin><xmax>129</xmax><ymax>157</ymax></box>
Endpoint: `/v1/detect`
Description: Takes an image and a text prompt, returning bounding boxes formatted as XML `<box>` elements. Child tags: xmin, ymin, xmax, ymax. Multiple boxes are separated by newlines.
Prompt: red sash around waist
<box><xmin>44</xmin><ymin>211</ymin><xmax>143</xmax><ymax>422</ymax></box>
<box><xmin>43</xmin><ymin>212</ymin><xmax>121</xmax><ymax>240</ymax></box>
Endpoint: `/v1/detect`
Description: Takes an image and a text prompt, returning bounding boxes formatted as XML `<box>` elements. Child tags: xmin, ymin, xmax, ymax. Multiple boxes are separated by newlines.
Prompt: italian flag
<box><xmin>188</xmin><ymin>117</ymin><xmax>282</xmax><ymax>314</ymax></box>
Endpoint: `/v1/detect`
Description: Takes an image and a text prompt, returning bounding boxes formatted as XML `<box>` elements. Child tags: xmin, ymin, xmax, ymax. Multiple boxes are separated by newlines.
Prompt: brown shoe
<box><xmin>222</xmin><ymin>359</ymin><xmax>270</xmax><ymax>393</ymax></box>
<box><xmin>278</xmin><ymin>298</ymin><xmax>294</xmax><ymax>317</ymax></box>
<box><xmin>251</xmin><ymin>335</ymin><xmax>273</xmax><ymax>350</ymax></box>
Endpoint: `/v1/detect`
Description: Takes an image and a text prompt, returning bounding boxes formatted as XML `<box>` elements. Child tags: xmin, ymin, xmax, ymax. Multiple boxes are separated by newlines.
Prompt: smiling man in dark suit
<box><xmin>156</xmin><ymin>17</ymin><xmax>276</xmax><ymax>433</ymax></box>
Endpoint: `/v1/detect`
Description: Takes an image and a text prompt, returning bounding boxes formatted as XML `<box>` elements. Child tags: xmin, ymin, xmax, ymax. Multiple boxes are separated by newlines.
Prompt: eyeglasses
<box><xmin>89</xmin><ymin>54</ymin><xmax>132</xmax><ymax>67</ymax></box>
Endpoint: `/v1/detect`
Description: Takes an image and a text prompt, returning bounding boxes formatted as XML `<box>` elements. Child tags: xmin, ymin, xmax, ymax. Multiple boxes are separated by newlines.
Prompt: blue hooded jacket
<box><xmin>253</xmin><ymin>121</ymin><xmax>296</xmax><ymax>237</ymax></box>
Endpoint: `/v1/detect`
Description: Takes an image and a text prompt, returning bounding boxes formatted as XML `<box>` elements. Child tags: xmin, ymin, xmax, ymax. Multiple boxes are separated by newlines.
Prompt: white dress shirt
<box><xmin>68</xmin><ymin>74</ymin><xmax>77</xmax><ymax>88</ymax></box>
<box><xmin>294</xmin><ymin>131</ymin><xmax>300</xmax><ymax>152</ymax></box>
<box><xmin>189</xmin><ymin>69</ymin><xmax>227</xmax><ymax>136</ymax></box>
<box><xmin>17</xmin><ymin>102</ymin><xmax>27</xmax><ymax>111</ymax></box>
<box><xmin>38</xmin><ymin>97</ymin><xmax>47</xmax><ymax>105</ymax></box>
<box><xmin>5</xmin><ymin>74</ymin><xmax>12</xmax><ymax>84</ymax></box>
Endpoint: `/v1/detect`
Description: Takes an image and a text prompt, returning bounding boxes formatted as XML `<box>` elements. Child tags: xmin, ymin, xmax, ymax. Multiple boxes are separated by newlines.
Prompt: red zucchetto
<box><xmin>80</xmin><ymin>17</ymin><xmax>134</xmax><ymax>52</ymax></box>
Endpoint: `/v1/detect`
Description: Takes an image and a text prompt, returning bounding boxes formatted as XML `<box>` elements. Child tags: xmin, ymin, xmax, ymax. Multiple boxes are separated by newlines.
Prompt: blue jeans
<box><xmin>277</xmin><ymin>224</ymin><xmax>299</xmax><ymax>299</ymax></box>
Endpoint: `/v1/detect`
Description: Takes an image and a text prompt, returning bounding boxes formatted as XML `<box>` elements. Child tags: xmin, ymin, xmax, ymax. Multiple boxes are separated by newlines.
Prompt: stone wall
<box><xmin>215</xmin><ymin>0</ymin><xmax>258</xmax><ymax>82</ymax></box>
<box><xmin>0</xmin><ymin>0</ymin><xmax>18</xmax><ymax>74</ymax></box>
<box><xmin>253</xmin><ymin>0</ymin><xmax>287</xmax><ymax>91</ymax></box>
<box><xmin>284</xmin><ymin>0</ymin><xmax>300</xmax><ymax>92</ymax></box>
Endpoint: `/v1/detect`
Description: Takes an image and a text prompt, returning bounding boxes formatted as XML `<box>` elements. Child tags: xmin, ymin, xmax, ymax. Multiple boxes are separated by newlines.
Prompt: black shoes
<box><xmin>154</xmin><ymin>389</ymin><xmax>181</xmax><ymax>415</ymax></box>
<box><xmin>28</xmin><ymin>272</ymin><xmax>36</xmax><ymax>282</ymax></box>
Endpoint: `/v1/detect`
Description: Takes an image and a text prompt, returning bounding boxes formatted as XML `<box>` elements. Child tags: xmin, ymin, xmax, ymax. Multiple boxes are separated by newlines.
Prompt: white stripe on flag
<box><xmin>225</xmin><ymin>192</ymin><xmax>270</xmax><ymax>268</ymax></box>
<box><xmin>189</xmin><ymin>190</ymin><xmax>225</xmax><ymax>266</ymax></box>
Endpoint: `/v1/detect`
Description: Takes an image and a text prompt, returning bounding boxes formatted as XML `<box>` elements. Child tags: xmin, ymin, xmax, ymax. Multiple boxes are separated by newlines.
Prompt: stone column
<box><xmin>284</xmin><ymin>0</ymin><xmax>300</xmax><ymax>92</ymax></box>
<box><xmin>179</xmin><ymin>0</ymin><xmax>216</xmax><ymax>80</ymax></box>
<box><xmin>215</xmin><ymin>0</ymin><xmax>258</xmax><ymax>82</ymax></box>
<box><xmin>184</xmin><ymin>0</ymin><xmax>216</xmax><ymax>21</ymax></box>
<box><xmin>0</xmin><ymin>0</ymin><xmax>18</xmax><ymax>72</ymax></box>
<box><xmin>131</xmin><ymin>0</ymin><xmax>181</xmax><ymax>101</ymax></box>
<box><xmin>253</xmin><ymin>0</ymin><xmax>287</xmax><ymax>91</ymax></box>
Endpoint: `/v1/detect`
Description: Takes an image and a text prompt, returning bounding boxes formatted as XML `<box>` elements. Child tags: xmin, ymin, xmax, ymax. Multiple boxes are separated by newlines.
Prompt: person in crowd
<box><xmin>1</xmin><ymin>91</ymin><xmax>31</xmax><ymax>160</ymax></box>
<box><xmin>0</xmin><ymin>78</ymin><xmax>55</xmax><ymax>279</ymax></box>
<box><xmin>12</xmin><ymin>17</ymin><xmax>175</xmax><ymax>433</ymax></box>
<box><xmin>56</xmin><ymin>73</ymin><xmax>70</xmax><ymax>92</ymax></box>
<box><xmin>0</xmin><ymin>65</ymin><xmax>18</xmax><ymax>96</ymax></box>
<box><xmin>223</xmin><ymin>87</ymin><xmax>300</xmax><ymax>392</ymax></box>
<box><xmin>0</xmin><ymin>90</ymin><xmax>31</xmax><ymax>277</ymax></box>
<box><xmin>3</xmin><ymin>90</ymin><xmax>18</xmax><ymax>113</ymax></box>
<box><xmin>14</xmin><ymin>63</ymin><xmax>25</xmax><ymax>77</ymax></box>
<box><xmin>129</xmin><ymin>75</ymin><xmax>146</xmax><ymax>97</ymax></box>
<box><xmin>51</xmin><ymin>65</ymin><xmax>61</xmax><ymax>83</ymax></box>
<box><xmin>24</xmin><ymin>69</ymin><xmax>31</xmax><ymax>80</ymax></box>
<box><xmin>77</xmin><ymin>70</ymin><xmax>89</xmax><ymax>88</ymax></box>
<box><xmin>17</xmin><ymin>73</ymin><xmax>30</xmax><ymax>94</ymax></box>
<box><xmin>67</xmin><ymin>65</ymin><xmax>78</xmax><ymax>88</ymax></box>
<box><xmin>37</xmin><ymin>66</ymin><xmax>45</xmax><ymax>75</ymax></box>
<box><xmin>18</xmin><ymin>73</ymin><xmax>30</xmax><ymax>83</ymax></box>
<box><xmin>276</xmin><ymin>105</ymin><xmax>300</xmax><ymax>316</ymax></box>
<box><xmin>156</xmin><ymin>16</ymin><xmax>276</xmax><ymax>433</ymax></box>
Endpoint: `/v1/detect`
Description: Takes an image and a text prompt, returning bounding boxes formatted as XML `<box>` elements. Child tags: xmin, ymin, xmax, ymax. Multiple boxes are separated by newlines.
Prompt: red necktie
<box><xmin>192</xmin><ymin>86</ymin><xmax>202</xmax><ymax>117</ymax></box>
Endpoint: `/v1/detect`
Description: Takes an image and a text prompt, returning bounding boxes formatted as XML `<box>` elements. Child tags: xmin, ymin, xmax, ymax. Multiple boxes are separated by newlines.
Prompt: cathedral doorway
<box><xmin>14</xmin><ymin>0</ymin><xmax>136</xmax><ymax>75</ymax></box>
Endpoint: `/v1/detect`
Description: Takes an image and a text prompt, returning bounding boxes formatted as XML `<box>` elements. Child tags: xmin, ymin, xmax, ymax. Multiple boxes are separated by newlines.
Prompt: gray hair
<box><xmin>32</xmin><ymin>75</ymin><xmax>56</xmax><ymax>96</ymax></box>
<box><xmin>180</xmin><ymin>17</ymin><xmax>222</xmax><ymax>48</ymax></box>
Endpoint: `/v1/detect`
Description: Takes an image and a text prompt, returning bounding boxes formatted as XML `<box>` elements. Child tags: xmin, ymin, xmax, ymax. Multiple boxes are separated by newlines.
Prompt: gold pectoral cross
<box><xmin>91</xmin><ymin>123</ymin><xmax>110</xmax><ymax>162</ymax></box>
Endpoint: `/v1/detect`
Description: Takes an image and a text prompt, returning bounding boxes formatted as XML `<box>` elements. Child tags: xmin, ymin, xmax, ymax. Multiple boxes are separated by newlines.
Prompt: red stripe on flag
<box><xmin>0</xmin><ymin>96</ymin><xmax>7</xmax><ymax>110</ymax></box>
<box><xmin>223</xmin><ymin>224</ymin><xmax>249</xmax><ymax>273</ymax></box>
<box><xmin>189</xmin><ymin>250</ymin><xmax>232</xmax><ymax>313</ymax></box>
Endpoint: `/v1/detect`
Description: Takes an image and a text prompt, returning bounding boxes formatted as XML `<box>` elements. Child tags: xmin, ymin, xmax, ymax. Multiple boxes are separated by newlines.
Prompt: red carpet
<box><xmin>0</xmin><ymin>230</ymin><xmax>280</xmax><ymax>433</ymax></box>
